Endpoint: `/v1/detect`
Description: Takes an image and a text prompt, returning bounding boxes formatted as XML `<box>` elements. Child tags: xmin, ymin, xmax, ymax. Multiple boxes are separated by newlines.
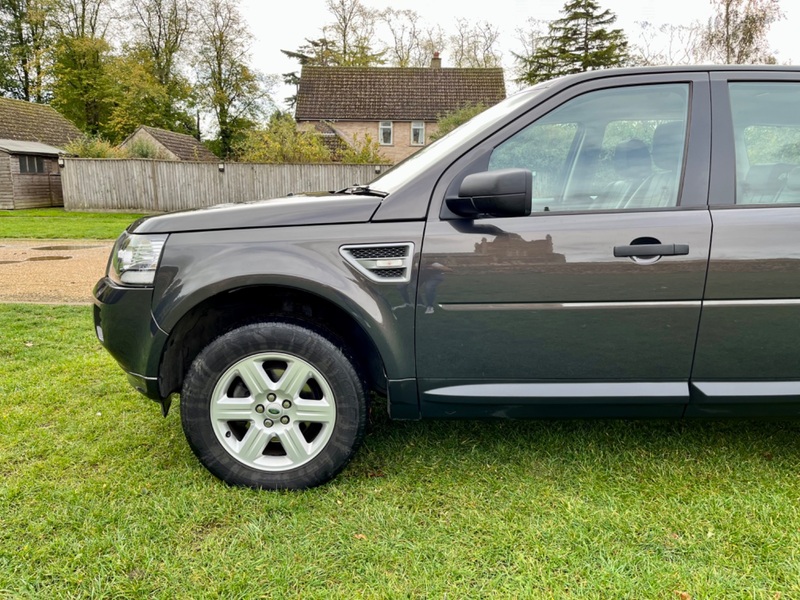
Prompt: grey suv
<box><xmin>94</xmin><ymin>66</ymin><xmax>800</xmax><ymax>489</ymax></box>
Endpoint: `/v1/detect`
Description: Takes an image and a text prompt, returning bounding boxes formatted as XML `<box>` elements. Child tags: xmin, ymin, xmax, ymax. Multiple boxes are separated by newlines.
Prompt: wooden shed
<box><xmin>0</xmin><ymin>140</ymin><xmax>66</xmax><ymax>209</ymax></box>
<box><xmin>0</xmin><ymin>96</ymin><xmax>82</xmax><ymax>209</ymax></box>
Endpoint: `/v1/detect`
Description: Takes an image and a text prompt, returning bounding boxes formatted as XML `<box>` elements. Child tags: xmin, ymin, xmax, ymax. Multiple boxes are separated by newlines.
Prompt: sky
<box><xmin>240</xmin><ymin>0</ymin><xmax>800</xmax><ymax>111</ymax></box>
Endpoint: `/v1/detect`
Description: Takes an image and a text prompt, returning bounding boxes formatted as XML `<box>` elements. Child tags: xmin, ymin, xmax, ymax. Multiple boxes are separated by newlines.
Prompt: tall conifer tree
<box><xmin>516</xmin><ymin>0</ymin><xmax>628</xmax><ymax>85</ymax></box>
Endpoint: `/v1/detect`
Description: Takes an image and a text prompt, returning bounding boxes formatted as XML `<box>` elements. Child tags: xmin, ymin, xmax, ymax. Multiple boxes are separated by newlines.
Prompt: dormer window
<box><xmin>379</xmin><ymin>121</ymin><xmax>393</xmax><ymax>145</ymax></box>
<box><xmin>411</xmin><ymin>121</ymin><xmax>425</xmax><ymax>146</ymax></box>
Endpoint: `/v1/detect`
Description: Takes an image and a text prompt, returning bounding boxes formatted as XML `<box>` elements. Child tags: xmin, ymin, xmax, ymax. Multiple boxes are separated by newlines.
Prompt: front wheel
<box><xmin>180</xmin><ymin>321</ymin><xmax>367</xmax><ymax>490</ymax></box>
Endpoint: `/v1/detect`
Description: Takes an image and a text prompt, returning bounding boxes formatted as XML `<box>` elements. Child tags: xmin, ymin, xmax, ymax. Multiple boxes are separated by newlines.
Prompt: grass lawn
<box><xmin>0</xmin><ymin>209</ymin><xmax>145</xmax><ymax>240</ymax></box>
<box><xmin>3</xmin><ymin>304</ymin><xmax>800</xmax><ymax>598</ymax></box>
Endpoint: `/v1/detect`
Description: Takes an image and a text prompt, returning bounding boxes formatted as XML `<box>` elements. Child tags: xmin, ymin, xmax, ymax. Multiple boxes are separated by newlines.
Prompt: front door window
<box><xmin>488</xmin><ymin>84</ymin><xmax>690</xmax><ymax>212</ymax></box>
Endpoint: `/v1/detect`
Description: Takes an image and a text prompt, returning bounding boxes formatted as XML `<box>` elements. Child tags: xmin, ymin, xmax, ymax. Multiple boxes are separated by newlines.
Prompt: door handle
<box><xmin>613</xmin><ymin>243</ymin><xmax>689</xmax><ymax>258</ymax></box>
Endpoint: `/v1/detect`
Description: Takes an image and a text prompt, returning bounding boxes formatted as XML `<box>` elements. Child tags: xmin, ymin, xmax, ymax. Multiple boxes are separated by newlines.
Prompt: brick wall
<box><xmin>302</xmin><ymin>121</ymin><xmax>440</xmax><ymax>164</ymax></box>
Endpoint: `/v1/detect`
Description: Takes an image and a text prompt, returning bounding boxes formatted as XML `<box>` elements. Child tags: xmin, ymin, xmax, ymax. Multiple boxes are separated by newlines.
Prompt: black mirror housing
<box><xmin>447</xmin><ymin>168</ymin><xmax>533</xmax><ymax>218</ymax></box>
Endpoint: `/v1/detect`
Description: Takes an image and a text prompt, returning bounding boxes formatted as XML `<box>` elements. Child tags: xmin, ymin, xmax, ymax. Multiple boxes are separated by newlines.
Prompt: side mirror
<box><xmin>446</xmin><ymin>168</ymin><xmax>532</xmax><ymax>218</ymax></box>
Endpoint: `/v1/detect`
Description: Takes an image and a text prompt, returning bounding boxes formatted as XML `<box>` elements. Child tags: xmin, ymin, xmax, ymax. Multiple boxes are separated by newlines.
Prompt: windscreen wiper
<box><xmin>336</xmin><ymin>185</ymin><xmax>388</xmax><ymax>198</ymax></box>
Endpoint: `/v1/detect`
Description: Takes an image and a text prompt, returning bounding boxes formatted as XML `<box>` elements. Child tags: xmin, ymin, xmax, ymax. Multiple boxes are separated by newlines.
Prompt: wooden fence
<box><xmin>61</xmin><ymin>159</ymin><xmax>386</xmax><ymax>212</ymax></box>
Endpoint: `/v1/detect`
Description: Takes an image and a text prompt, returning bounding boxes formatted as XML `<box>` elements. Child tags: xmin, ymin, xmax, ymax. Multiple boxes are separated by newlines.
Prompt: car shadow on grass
<box><xmin>349</xmin><ymin>401</ymin><xmax>800</xmax><ymax>486</ymax></box>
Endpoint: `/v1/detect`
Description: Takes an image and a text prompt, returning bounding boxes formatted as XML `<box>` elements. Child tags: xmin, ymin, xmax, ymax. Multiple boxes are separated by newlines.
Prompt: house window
<box><xmin>19</xmin><ymin>155</ymin><xmax>45</xmax><ymax>174</ymax></box>
<box><xmin>411</xmin><ymin>121</ymin><xmax>425</xmax><ymax>146</ymax></box>
<box><xmin>379</xmin><ymin>121</ymin><xmax>393</xmax><ymax>145</ymax></box>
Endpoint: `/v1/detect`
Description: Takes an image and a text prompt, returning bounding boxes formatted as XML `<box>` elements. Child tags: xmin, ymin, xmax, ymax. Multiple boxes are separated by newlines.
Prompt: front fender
<box><xmin>151</xmin><ymin>222</ymin><xmax>425</xmax><ymax>379</ymax></box>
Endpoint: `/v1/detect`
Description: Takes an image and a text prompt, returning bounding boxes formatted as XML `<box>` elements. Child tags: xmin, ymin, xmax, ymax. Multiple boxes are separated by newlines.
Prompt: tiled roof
<box><xmin>295</xmin><ymin>67</ymin><xmax>506</xmax><ymax>121</ymax></box>
<box><xmin>0</xmin><ymin>97</ymin><xmax>81</xmax><ymax>148</ymax></box>
<box><xmin>137</xmin><ymin>126</ymin><xmax>218</xmax><ymax>162</ymax></box>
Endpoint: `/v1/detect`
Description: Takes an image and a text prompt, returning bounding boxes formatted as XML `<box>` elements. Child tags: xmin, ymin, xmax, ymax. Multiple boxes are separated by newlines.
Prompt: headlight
<box><xmin>109</xmin><ymin>232</ymin><xmax>168</xmax><ymax>286</ymax></box>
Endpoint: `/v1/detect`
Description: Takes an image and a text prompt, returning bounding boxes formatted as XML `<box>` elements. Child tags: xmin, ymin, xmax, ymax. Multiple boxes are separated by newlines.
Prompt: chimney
<box><xmin>430</xmin><ymin>52</ymin><xmax>441</xmax><ymax>69</ymax></box>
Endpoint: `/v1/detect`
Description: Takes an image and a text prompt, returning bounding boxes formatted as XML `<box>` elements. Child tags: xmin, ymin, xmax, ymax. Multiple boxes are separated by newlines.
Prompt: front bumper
<box><xmin>93</xmin><ymin>277</ymin><xmax>168</xmax><ymax>401</ymax></box>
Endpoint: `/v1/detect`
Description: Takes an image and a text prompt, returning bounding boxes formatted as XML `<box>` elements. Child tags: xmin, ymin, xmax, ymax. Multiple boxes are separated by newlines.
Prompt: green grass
<box><xmin>3</xmin><ymin>304</ymin><xmax>800</xmax><ymax>598</ymax></box>
<box><xmin>0</xmin><ymin>209</ymin><xmax>145</xmax><ymax>239</ymax></box>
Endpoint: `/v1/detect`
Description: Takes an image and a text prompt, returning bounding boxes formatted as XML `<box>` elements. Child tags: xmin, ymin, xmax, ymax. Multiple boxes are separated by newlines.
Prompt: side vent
<box><xmin>340</xmin><ymin>243</ymin><xmax>414</xmax><ymax>283</ymax></box>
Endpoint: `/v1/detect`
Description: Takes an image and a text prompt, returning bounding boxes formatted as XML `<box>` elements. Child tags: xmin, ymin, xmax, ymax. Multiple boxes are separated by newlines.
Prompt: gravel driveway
<box><xmin>0</xmin><ymin>239</ymin><xmax>113</xmax><ymax>304</ymax></box>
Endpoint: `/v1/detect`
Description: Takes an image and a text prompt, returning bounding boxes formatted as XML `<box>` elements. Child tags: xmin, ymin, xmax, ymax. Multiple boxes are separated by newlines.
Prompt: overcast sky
<box><xmin>240</xmin><ymin>0</ymin><xmax>800</xmax><ymax>110</ymax></box>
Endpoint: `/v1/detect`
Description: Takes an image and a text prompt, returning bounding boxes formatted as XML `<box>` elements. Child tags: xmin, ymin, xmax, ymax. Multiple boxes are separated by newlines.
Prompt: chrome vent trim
<box><xmin>340</xmin><ymin>243</ymin><xmax>414</xmax><ymax>283</ymax></box>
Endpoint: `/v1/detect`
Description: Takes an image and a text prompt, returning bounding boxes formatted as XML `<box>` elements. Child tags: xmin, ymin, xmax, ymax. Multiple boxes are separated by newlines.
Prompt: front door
<box><xmin>415</xmin><ymin>75</ymin><xmax>712</xmax><ymax>418</ymax></box>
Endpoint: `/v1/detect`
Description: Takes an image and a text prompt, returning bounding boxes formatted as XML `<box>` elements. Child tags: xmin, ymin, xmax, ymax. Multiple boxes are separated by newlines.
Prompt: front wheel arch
<box><xmin>157</xmin><ymin>285</ymin><xmax>387</xmax><ymax>402</ymax></box>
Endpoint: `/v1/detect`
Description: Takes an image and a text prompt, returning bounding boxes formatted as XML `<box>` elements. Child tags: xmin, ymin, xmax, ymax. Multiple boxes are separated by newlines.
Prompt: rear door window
<box><xmin>730</xmin><ymin>82</ymin><xmax>800</xmax><ymax>205</ymax></box>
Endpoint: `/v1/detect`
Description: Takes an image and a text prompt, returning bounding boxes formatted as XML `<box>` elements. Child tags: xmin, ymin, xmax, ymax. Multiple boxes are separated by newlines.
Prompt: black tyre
<box><xmin>180</xmin><ymin>321</ymin><xmax>366</xmax><ymax>490</ymax></box>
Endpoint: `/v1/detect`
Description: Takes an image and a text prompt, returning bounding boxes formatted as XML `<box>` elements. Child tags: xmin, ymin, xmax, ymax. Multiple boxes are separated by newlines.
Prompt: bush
<box><xmin>125</xmin><ymin>138</ymin><xmax>172</xmax><ymax>160</ymax></box>
<box><xmin>236</xmin><ymin>112</ymin><xmax>331</xmax><ymax>163</ymax></box>
<box><xmin>430</xmin><ymin>103</ymin><xmax>488</xmax><ymax>142</ymax></box>
<box><xmin>340</xmin><ymin>133</ymin><xmax>390</xmax><ymax>164</ymax></box>
<box><xmin>64</xmin><ymin>135</ymin><xmax>127</xmax><ymax>159</ymax></box>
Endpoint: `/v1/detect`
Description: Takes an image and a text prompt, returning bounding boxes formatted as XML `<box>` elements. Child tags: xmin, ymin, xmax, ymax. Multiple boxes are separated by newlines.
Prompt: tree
<box><xmin>127</xmin><ymin>0</ymin><xmax>192</xmax><ymax>88</ymax></box>
<box><xmin>0</xmin><ymin>0</ymin><xmax>56</xmax><ymax>102</ymax></box>
<box><xmin>51</xmin><ymin>34</ymin><xmax>114</xmax><ymax>134</ymax></box>
<box><xmin>702</xmin><ymin>0</ymin><xmax>783</xmax><ymax>64</ymax></box>
<box><xmin>449</xmin><ymin>19</ymin><xmax>501</xmax><ymax>68</ymax></box>
<box><xmin>281</xmin><ymin>0</ymin><xmax>382</xmax><ymax>108</ymax></box>
<box><xmin>120</xmin><ymin>0</ymin><xmax>196</xmax><ymax>136</ymax></box>
<box><xmin>235</xmin><ymin>111</ymin><xmax>330</xmax><ymax>163</ymax></box>
<box><xmin>56</xmin><ymin>0</ymin><xmax>111</xmax><ymax>39</ymax></box>
<box><xmin>417</xmin><ymin>25</ymin><xmax>447</xmax><ymax>67</ymax></box>
<box><xmin>195</xmin><ymin>0</ymin><xmax>271</xmax><ymax>158</ymax></box>
<box><xmin>280</xmin><ymin>37</ymin><xmax>342</xmax><ymax>107</ymax></box>
<box><xmin>378</xmin><ymin>8</ymin><xmax>445</xmax><ymax>68</ymax></box>
<box><xmin>512</xmin><ymin>18</ymin><xmax>550</xmax><ymax>84</ymax></box>
<box><xmin>379</xmin><ymin>8</ymin><xmax>420</xmax><ymax>67</ymax></box>
<box><xmin>516</xmin><ymin>0</ymin><xmax>628</xmax><ymax>85</ymax></box>
<box><xmin>103</xmin><ymin>51</ymin><xmax>175</xmax><ymax>142</ymax></box>
<box><xmin>630</xmin><ymin>21</ymin><xmax>706</xmax><ymax>66</ymax></box>
<box><xmin>282</xmin><ymin>37</ymin><xmax>342</xmax><ymax>69</ymax></box>
<box><xmin>50</xmin><ymin>0</ymin><xmax>117</xmax><ymax>134</ymax></box>
<box><xmin>322</xmin><ymin>0</ymin><xmax>383</xmax><ymax>66</ymax></box>
<box><xmin>430</xmin><ymin>103</ymin><xmax>487</xmax><ymax>142</ymax></box>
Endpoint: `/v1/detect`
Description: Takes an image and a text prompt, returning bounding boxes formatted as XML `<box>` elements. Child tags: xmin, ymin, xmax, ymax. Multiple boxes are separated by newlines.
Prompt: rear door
<box><xmin>415</xmin><ymin>72</ymin><xmax>713</xmax><ymax>418</ymax></box>
<box><xmin>691</xmin><ymin>71</ymin><xmax>800</xmax><ymax>412</ymax></box>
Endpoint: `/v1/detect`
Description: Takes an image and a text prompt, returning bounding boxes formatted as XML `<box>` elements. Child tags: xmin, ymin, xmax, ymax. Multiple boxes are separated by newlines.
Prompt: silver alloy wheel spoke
<box><xmin>238</xmin><ymin>427</ymin><xmax>273</xmax><ymax>463</ymax></box>
<box><xmin>293</xmin><ymin>398</ymin><xmax>335</xmax><ymax>422</ymax></box>
<box><xmin>280</xmin><ymin>360</ymin><xmax>312</xmax><ymax>399</ymax></box>
<box><xmin>276</xmin><ymin>425</ymin><xmax>311</xmax><ymax>463</ymax></box>
<box><xmin>213</xmin><ymin>398</ymin><xmax>253</xmax><ymax>421</ymax></box>
<box><xmin>210</xmin><ymin>351</ymin><xmax>337</xmax><ymax>472</ymax></box>
<box><xmin>237</xmin><ymin>359</ymin><xmax>272</xmax><ymax>398</ymax></box>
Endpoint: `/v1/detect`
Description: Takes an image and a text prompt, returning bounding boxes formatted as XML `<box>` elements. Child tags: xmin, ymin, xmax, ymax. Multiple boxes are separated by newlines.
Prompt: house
<box><xmin>295</xmin><ymin>55</ymin><xmax>506</xmax><ymax>163</ymax></box>
<box><xmin>0</xmin><ymin>97</ymin><xmax>82</xmax><ymax>209</ymax></box>
<box><xmin>120</xmin><ymin>126</ymin><xmax>218</xmax><ymax>162</ymax></box>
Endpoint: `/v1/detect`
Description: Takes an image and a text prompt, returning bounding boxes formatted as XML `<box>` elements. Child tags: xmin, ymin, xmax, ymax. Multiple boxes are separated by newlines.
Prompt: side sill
<box><xmin>422</xmin><ymin>381</ymin><xmax>689</xmax><ymax>405</ymax></box>
<box><xmin>690</xmin><ymin>381</ymin><xmax>800</xmax><ymax>404</ymax></box>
